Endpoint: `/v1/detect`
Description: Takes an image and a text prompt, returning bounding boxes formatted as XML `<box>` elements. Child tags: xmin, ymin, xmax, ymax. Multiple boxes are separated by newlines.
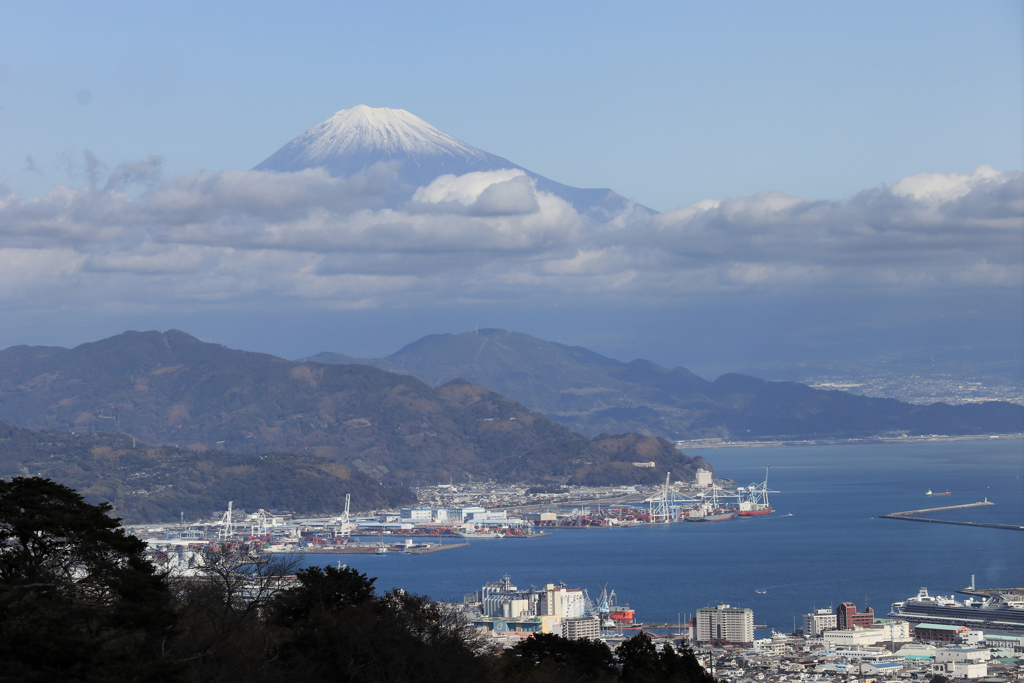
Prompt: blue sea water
<box><xmin>298</xmin><ymin>439</ymin><xmax>1024</xmax><ymax>632</ymax></box>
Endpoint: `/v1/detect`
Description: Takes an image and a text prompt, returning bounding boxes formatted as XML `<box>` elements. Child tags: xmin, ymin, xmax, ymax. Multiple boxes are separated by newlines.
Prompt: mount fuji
<box><xmin>255</xmin><ymin>105</ymin><xmax>653</xmax><ymax>218</ymax></box>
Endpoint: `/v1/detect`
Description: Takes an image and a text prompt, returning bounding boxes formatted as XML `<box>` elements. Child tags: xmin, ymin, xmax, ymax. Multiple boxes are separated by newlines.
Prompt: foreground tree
<box><xmin>0</xmin><ymin>476</ymin><xmax>181</xmax><ymax>682</ymax></box>
<box><xmin>163</xmin><ymin>542</ymin><xmax>299</xmax><ymax>683</ymax></box>
<box><xmin>491</xmin><ymin>632</ymin><xmax>618</xmax><ymax>682</ymax></box>
<box><xmin>617</xmin><ymin>632</ymin><xmax>715</xmax><ymax>683</ymax></box>
<box><xmin>269</xmin><ymin>565</ymin><xmax>491</xmax><ymax>683</ymax></box>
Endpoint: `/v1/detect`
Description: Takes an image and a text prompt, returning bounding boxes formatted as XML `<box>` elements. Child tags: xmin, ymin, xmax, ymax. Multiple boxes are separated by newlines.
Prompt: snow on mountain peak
<box><xmin>254</xmin><ymin>105</ymin><xmax>655</xmax><ymax>217</ymax></box>
<box><xmin>280</xmin><ymin>105</ymin><xmax>490</xmax><ymax>165</ymax></box>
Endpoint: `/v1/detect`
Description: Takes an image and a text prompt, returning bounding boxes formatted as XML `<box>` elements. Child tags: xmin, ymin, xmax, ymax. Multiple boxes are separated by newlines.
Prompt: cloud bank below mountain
<box><xmin>1</xmin><ymin>162</ymin><xmax>1018</xmax><ymax>319</ymax></box>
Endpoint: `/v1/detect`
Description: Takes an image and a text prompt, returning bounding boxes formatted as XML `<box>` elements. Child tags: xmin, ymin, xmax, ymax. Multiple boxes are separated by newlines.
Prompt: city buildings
<box><xmin>696</xmin><ymin>603</ymin><xmax>754</xmax><ymax>646</ymax></box>
<box><xmin>562</xmin><ymin>616</ymin><xmax>601</xmax><ymax>640</ymax></box>
<box><xmin>470</xmin><ymin>575</ymin><xmax>590</xmax><ymax>638</ymax></box>
<box><xmin>538</xmin><ymin>583</ymin><xmax>586</xmax><ymax>620</ymax></box>
<box><xmin>803</xmin><ymin>607</ymin><xmax>837</xmax><ymax>637</ymax></box>
<box><xmin>821</xmin><ymin>620</ymin><xmax>909</xmax><ymax>648</ymax></box>
<box><xmin>836</xmin><ymin>601</ymin><xmax>874</xmax><ymax>630</ymax></box>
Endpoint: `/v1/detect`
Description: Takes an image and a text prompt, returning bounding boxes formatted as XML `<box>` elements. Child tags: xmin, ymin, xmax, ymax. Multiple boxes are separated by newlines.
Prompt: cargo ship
<box><xmin>597</xmin><ymin>585</ymin><xmax>636</xmax><ymax>627</ymax></box>
<box><xmin>925</xmin><ymin>489</ymin><xmax>952</xmax><ymax>496</ymax></box>
<box><xmin>686</xmin><ymin>504</ymin><xmax>737</xmax><ymax>522</ymax></box>
<box><xmin>609</xmin><ymin>605</ymin><xmax>636</xmax><ymax>625</ymax></box>
<box><xmin>736</xmin><ymin>466</ymin><xmax>773</xmax><ymax>516</ymax></box>
<box><xmin>737</xmin><ymin>501</ymin><xmax>773</xmax><ymax>516</ymax></box>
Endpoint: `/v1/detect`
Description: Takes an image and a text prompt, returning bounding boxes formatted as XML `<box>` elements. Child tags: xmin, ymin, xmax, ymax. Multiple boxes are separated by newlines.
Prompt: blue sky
<box><xmin>2</xmin><ymin>1</ymin><xmax>1019</xmax><ymax>210</ymax></box>
<box><xmin>0</xmin><ymin>1</ymin><xmax>1021</xmax><ymax>377</ymax></box>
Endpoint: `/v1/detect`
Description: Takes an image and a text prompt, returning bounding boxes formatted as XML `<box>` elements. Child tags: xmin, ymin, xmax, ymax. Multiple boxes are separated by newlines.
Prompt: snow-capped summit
<box><xmin>256</xmin><ymin>105</ymin><xmax>494</xmax><ymax>181</ymax></box>
<box><xmin>255</xmin><ymin>105</ymin><xmax>653</xmax><ymax>217</ymax></box>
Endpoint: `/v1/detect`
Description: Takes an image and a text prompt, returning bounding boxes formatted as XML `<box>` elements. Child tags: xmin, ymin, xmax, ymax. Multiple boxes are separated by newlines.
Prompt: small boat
<box><xmin>755</xmin><ymin>590</ymin><xmax>767</xmax><ymax>594</ymax></box>
<box><xmin>925</xmin><ymin>490</ymin><xmax>952</xmax><ymax>496</ymax></box>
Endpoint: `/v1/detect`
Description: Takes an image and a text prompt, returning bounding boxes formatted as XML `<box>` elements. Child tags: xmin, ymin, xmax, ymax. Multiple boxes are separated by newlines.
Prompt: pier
<box><xmin>880</xmin><ymin>500</ymin><xmax>1024</xmax><ymax>531</ymax></box>
<box><xmin>884</xmin><ymin>500</ymin><xmax>995</xmax><ymax>517</ymax></box>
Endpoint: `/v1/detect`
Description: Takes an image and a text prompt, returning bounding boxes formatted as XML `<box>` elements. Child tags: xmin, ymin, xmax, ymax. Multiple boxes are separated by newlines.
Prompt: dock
<box><xmin>880</xmin><ymin>500</ymin><xmax>1024</xmax><ymax>531</ymax></box>
<box><xmin>405</xmin><ymin>542</ymin><xmax>469</xmax><ymax>554</ymax></box>
<box><xmin>273</xmin><ymin>542</ymin><xmax>470</xmax><ymax>555</ymax></box>
<box><xmin>884</xmin><ymin>500</ymin><xmax>995</xmax><ymax>517</ymax></box>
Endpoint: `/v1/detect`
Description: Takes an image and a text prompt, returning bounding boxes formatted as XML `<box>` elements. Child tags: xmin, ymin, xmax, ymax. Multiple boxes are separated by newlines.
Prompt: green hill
<box><xmin>0</xmin><ymin>330</ymin><xmax>711</xmax><ymax>487</ymax></box>
<box><xmin>0</xmin><ymin>420</ymin><xmax>415</xmax><ymax>523</ymax></box>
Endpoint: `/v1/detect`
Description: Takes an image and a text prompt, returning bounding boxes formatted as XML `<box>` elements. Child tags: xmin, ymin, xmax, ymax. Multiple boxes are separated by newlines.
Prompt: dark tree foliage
<box><xmin>616</xmin><ymin>633</ymin><xmax>715</xmax><ymax>683</ymax></box>
<box><xmin>268</xmin><ymin>569</ymin><xmax>490</xmax><ymax>683</ymax></box>
<box><xmin>0</xmin><ymin>476</ymin><xmax>181</xmax><ymax>682</ymax></box>
<box><xmin>270</xmin><ymin>565</ymin><xmax>377</xmax><ymax>624</ymax></box>
<box><xmin>0</xmin><ymin>478</ymin><xmax>718</xmax><ymax>683</ymax></box>
<box><xmin>164</xmin><ymin>543</ymin><xmax>299</xmax><ymax>683</ymax></box>
<box><xmin>491</xmin><ymin>632</ymin><xmax>618</xmax><ymax>682</ymax></box>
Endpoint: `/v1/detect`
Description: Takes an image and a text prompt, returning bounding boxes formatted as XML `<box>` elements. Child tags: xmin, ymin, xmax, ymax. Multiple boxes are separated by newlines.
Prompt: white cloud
<box><xmin>890</xmin><ymin>164</ymin><xmax>1002</xmax><ymax>202</ymax></box>
<box><xmin>411</xmin><ymin>169</ymin><xmax>542</xmax><ymax>216</ymax></box>
<box><xmin>0</xmin><ymin>163</ymin><xmax>1019</xmax><ymax>317</ymax></box>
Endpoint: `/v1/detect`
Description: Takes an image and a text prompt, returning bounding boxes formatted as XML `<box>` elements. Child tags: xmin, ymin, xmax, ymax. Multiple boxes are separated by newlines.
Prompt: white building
<box><xmin>696</xmin><ymin>604</ymin><xmax>754</xmax><ymax>646</ymax></box>
<box><xmin>695</xmin><ymin>469</ymin><xmax>713</xmax><ymax>487</ymax></box>
<box><xmin>753</xmin><ymin>638</ymin><xmax>788</xmax><ymax>656</ymax></box>
<box><xmin>822</xmin><ymin>621</ymin><xmax>909</xmax><ymax>648</ymax></box>
<box><xmin>823</xmin><ymin>628</ymin><xmax>887</xmax><ymax>648</ymax></box>
<box><xmin>829</xmin><ymin>648</ymin><xmax>901</xmax><ymax>664</ymax></box>
<box><xmin>401</xmin><ymin>506</ymin><xmax>488</xmax><ymax>523</ymax></box>
<box><xmin>538</xmin><ymin>583</ymin><xmax>585</xmax><ymax>619</ymax></box>
<box><xmin>562</xmin><ymin>616</ymin><xmax>601</xmax><ymax>640</ymax></box>
<box><xmin>945</xmin><ymin>661</ymin><xmax>988</xmax><ymax>679</ymax></box>
<box><xmin>956</xmin><ymin>629</ymin><xmax>985</xmax><ymax>645</ymax></box>
<box><xmin>935</xmin><ymin>648</ymin><xmax>991</xmax><ymax>664</ymax></box>
<box><xmin>448</xmin><ymin>507</ymin><xmax>487</xmax><ymax>522</ymax></box>
<box><xmin>862</xmin><ymin>662</ymin><xmax>904</xmax><ymax>678</ymax></box>
<box><xmin>803</xmin><ymin>607</ymin><xmax>837</xmax><ymax>637</ymax></box>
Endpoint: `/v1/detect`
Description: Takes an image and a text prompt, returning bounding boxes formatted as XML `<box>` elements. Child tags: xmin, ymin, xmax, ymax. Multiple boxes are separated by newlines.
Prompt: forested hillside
<box><xmin>0</xmin><ymin>330</ymin><xmax>712</xmax><ymax>487</ymax></box>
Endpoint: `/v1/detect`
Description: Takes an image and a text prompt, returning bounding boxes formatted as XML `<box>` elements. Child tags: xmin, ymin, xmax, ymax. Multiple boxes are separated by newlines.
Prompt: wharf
<box><xmin>879</xmin><ymin>516</ymin><xmax>1024</xmax><ymax>531</ymax></box>
<box><xmin>503</xmin><ymin>532</ymin><xmax>551</xmax><ymax>538</ymax></box>
<box><xmin>274</xmin><ymin>543</ymin><xmax>470</xmax><ymax>554</ymax></box>
<box><xmin>885</xmin><ymin>500</ymin><xmax>995</xmax><ymax>516</ymax></box>
<box><xmin>406</xmin><ymin>542</ymin><xmax>469</xmax><ymax>554</ymax></box>
<box><xmin>880</xmin><ymin>500</ymin><xmax>1024</xmax><ymax>531</ymax></box>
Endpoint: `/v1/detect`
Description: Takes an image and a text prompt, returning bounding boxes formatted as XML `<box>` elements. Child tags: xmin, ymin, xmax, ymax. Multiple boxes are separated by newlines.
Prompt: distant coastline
<box><xmin>676</xmin><ymin>432</ymin><xmax>1023</xmax><ymax>449</ymax></box>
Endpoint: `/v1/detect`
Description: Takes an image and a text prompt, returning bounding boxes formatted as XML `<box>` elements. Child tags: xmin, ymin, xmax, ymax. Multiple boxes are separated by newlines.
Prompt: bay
<box><xmin>297</xmin><ymin>439</ymin><xmax>1024</xmax><ymax>632</ymax></box>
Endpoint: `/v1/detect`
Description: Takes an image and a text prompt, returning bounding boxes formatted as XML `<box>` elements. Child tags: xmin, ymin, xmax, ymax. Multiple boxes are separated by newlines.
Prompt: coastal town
<box><xmin>136</xmin><ymin>468</ymin><xmax>1024</xmax><ymax>683</ymax></box>
<box><xmin>451</xmin><ymin>575</ymin><xmax>1024</xmax><ymax>682</ymax></box>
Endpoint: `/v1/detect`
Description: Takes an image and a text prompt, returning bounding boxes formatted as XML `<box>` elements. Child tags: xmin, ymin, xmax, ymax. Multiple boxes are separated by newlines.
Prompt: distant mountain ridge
<box><xmin>0</xmin><ymin>330</ymin><xmax>710</xmax><ymax>486</ymax></box>
<box><xmin>301</xmin><ymin>329</ymin><xmax>1024</xmax><ymax>440</ymax></box>
<box><xmin>255</xmin><ymin>105</ymin><xmax>652</xmax><ymax>218</ymax></box>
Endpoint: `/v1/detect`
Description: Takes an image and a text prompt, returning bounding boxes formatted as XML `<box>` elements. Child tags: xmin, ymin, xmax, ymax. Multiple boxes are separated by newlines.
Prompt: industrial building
<box><xmin>469</xmin><ymin>575</ymin><xmax>592</xmax><ymax>638</ymax></box>
<box><xmin>696</xmin><ymin>603</ymin><xmax>754</xmax><ymax>646</ymax></box>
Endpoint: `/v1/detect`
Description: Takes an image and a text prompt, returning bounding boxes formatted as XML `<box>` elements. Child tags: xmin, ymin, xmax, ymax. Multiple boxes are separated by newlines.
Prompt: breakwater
<box><xmin>880</xmin><ymin>500</ymin><xmax>1024</xmax><ymax>531</ymax></box>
